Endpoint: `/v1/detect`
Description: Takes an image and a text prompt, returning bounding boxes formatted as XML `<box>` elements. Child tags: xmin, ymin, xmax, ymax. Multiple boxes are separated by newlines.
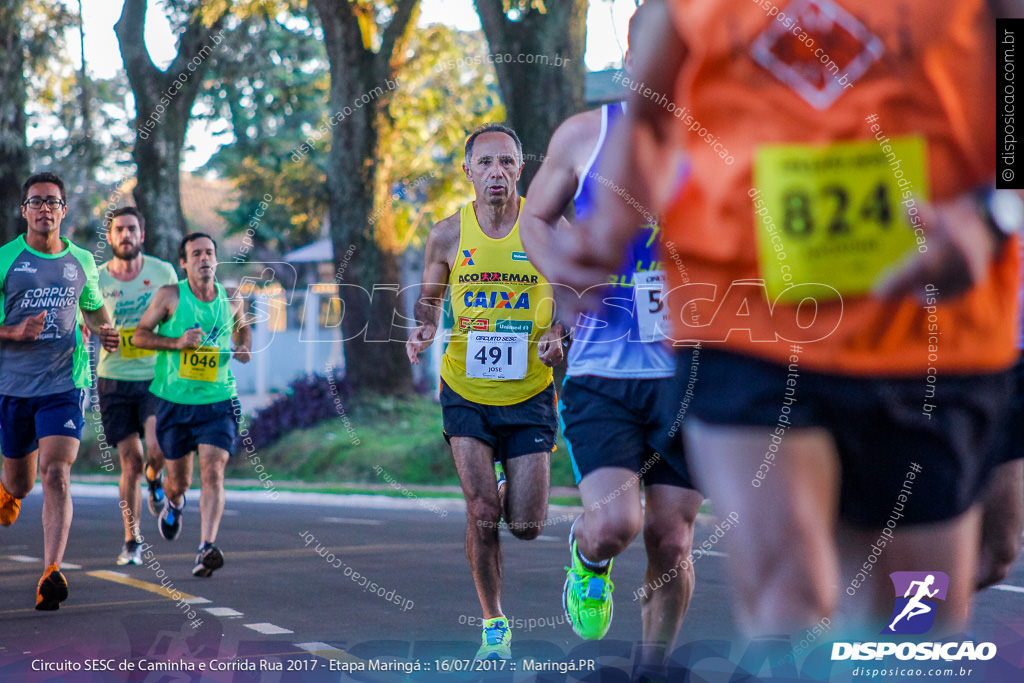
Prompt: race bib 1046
<box><xmin>179</xmin><ymin>346</ymin><xmax>220</xmax><ymax>382</ymax></box>
<box><xmin>466</xmin><ymin>332</ymin><xmax>528</xmax><ymax>380</ymax></box>
<box><xmin>753</xmin><ymin>135</ymin><xmax>928</xmax><ymax>302</ymax></box>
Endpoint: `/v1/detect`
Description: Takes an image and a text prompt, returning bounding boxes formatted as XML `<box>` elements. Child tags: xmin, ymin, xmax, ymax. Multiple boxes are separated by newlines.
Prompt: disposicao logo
<box><xmin>831</xmin><ymin>571</ymin><xmax>997</xmax><ymax>663</ymax></box>
<box><xmin>883</xmin><ymin>571</ymin><xmax>948</xmax><ymax>635</ymax></box>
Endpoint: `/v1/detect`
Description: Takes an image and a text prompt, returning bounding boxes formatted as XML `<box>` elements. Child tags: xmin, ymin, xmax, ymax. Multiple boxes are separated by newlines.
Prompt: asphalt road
<box><xmin>0</xmin><ymin>484</ymin><xmax>1021</xmax><ymax>682</ymax></box>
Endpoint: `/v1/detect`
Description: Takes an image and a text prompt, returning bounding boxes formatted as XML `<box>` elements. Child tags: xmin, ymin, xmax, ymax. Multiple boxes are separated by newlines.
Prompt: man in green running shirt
<box><xmin>135</xmin><ymin>232</ymin><xmax>251</xmax><ymax>578</ymax></box>
<box><xmin>0</xmin><ymin>172</ymin><xmax>120</xmax><ymax>610</ymax></box>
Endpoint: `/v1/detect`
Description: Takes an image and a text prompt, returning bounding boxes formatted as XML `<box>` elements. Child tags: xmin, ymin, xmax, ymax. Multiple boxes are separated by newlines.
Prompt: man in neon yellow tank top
<box><xmin>407</xmin><ymin>124</ymin><xmax>567</xmax><ymax>661</ymax></box>
<box><xmin>135</xmin><ymin>233</ymin><xmax>251</xmax><ymax>578</ymax></box>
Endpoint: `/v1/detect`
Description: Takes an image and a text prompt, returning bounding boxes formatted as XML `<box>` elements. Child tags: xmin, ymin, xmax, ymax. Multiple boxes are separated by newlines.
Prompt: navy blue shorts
<box><xmin>440</xmin><ymin>380</ymin><xmax>557</xmax><ymax>461</ymax></box>
<box><xmin>98</xmin><ymin>378</ymin><xmax>159</xmax><ymax>445</ymax></box>
<box><xmin>559</xmin><ymin>375</ymin><xmax>696</xmax><ymax>490</ymax></box>
<box><xmin>0</xmin><ymin>390</ymin><xmax>85</xmax><ymax>459</ymax></box>
<box><xmin>155</xmin><ymin>398</ymin><xmax>237</xmax><ymax>460</ymax></box>
<box><xmin>681</xmin><ymin>348</ymin><xmax>1012</xmax><ymax>526</ymax></box>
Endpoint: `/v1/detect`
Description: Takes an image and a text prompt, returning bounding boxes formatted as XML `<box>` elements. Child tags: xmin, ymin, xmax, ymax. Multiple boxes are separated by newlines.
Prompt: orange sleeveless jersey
<box><xmin>662</xmin><ymin>0</ymin><xmax>1019</xmax><ymax>376</ymax></box>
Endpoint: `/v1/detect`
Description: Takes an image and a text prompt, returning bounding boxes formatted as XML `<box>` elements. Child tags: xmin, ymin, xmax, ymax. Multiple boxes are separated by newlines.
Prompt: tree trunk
<box><xmin>115</xmin><ymin>0</ymin><xmax>227</xmax><ymax>263</ymax></box>
<box><xmin>0</xmin><ymin>0</ymin><xmax>29</xmax><ymax>244</ymax></box>
<box><xmin>473</xmin><ymin>0</ymin><xmax>587</xmax><ymax>189</ymax></box>
<box><xmin>311</xmin><ymin>0</ymin><xmax>418</xmax><ymax>395</ymax></box>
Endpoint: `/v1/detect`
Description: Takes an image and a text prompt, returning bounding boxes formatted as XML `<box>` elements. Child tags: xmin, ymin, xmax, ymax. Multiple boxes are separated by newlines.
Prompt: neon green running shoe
<box><xmin>563</xmin><ymin>538</ymin><xmax>614</xmax><ymax>639</ymax></box>
<box><xmin>474</xmin><ymin>616</ymin><xmax>512</xmax><ymax>660</ymax></box>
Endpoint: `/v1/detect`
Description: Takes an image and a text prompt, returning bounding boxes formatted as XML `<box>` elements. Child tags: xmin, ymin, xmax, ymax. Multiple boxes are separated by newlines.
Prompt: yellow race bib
<box><xmin>178</xmin><ymin>346</ymin><xmax>220</xmax><ymax>382</ymax></box>
<box><xmin>118</xmin><ymin>327</ymin><xmax>155</xmax><ymax>360</ymax></box>
<box><xmin>753</xmin><ymin>136</ymin><xmax>929</xmax><ymax>302</ymax></box>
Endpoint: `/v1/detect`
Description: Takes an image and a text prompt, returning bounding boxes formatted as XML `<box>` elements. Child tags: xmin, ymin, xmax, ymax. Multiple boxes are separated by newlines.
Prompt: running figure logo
<box><xmin>882</xmin><ymin>571</ymin><xmax>949</xmax><ymax>635</ymax></box>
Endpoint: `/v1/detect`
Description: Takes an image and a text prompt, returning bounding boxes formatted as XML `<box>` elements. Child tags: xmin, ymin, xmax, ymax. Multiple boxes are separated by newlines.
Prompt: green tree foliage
<box><xmin>473</xmin><ymin>0</ymin><xmax>586</xmax><ymax>187</ymax></box>
<box><xmin>309</xmin><ymin>0</ymin><xmax>419</xmax><ymax>395</ymax></box>
<box><xmin>115</xmin><ymin>0</ymin><xmax>230</xmax><ymax>263</ymax></box>
<box><xmin>198</xmin><ymin>5</ymin><xmax>330</xmax><ymax>257</ymax></box>
<box><xmin>0</xmin><ymin>0</ymin><xmax>30</xmax><ymax>243</ymax></box>
<box><xmin>375</xmin><ymin>22</ymin><xmax>504</xmax><ymax>253</ymax></box>
<box><xmin>1</xmin><ymin>0</ymin><xmax>133</xmax><ymax>247</ymax></box>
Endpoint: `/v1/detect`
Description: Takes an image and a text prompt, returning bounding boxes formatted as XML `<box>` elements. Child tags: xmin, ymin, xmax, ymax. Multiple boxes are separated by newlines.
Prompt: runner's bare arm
<box><xmin>134</xmin><ymin>285</ymin><xmax>199</xmax><ymax>350</ymax></box>
<box><xmin>553</xmin><ymin>0</ymin><xmax>686</xmax><ymax>305</ymax></box>
<box><xmin>80</xmin><ymin>306</ymin><xmax>120</xmax><ymax>352</ymax></box>
<box><xmin>536</xmin><ymin>321</ymin><xmax>567</xmax><ymax>368</ymax></box>
<box><xmin>521</xmin><ymin>110</ymin><xmax>599</xmax><ymax>283</ymax></box>
<box><xmin>0</xmin><ymin>310</ymin><xmax>46</xmax><ymax>341</ymax></box>
<box><xmin>230</xmin><ymin>294</ymin><xmax>252</xmax><ymax>364</ymax></box>
<box><xmin>406</xmin><ymin>214</ymin><xmax>459</xmax><ymax>365</ymax></box>
<box><xmin>877</xmin><ymin>4</ymin><xmax>1023</xmax><ymax>302</ymax></box>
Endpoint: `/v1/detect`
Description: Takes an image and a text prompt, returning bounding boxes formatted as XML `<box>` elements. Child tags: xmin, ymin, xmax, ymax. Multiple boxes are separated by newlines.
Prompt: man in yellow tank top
<box><xmin>407</xmin><ymin>124</ymin><xmax>566</xmax><ymax>661</ymax></box>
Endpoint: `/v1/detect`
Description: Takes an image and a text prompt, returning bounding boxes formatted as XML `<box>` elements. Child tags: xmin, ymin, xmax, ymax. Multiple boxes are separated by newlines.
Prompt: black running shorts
<box><xmin>680</xmin><ymin>347</ymin><xmax>1012</xmax><ymax>527</ymax></box>
<box><xmin>97</xmin><ymin>378</ymin><xmax>159</xmax><ymax>445</ymax></box>
<box><xmin>988</xmin><ymin>355</ymin><xmax>1024</xmax><ymax>468</ymax></box>
<box><xmin>559</xmin><ymin>375</ymin><xmax>696</xmax><ymax>490</ymax></box>
<box><xmin>440</xmin><ymin>380</ymin><xmax>556</xmax><ymax>460</ymax></box>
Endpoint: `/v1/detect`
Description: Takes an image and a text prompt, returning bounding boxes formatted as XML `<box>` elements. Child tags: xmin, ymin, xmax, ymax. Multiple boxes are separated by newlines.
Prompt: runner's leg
<box><xmin>639</xmin><ymin>483</ymin><xmax>703</xmax><ymax>667</ymax></box>
<box><xmin>117</xmin><ymin>434</ymin><xmax>144</xmax><ymax>542</ymax></box>
<box><xmin>504</xmin><ymin>449</ymin><xmax>551</xmax><ymax>541</ymax></box>
<box><xmin>451</xmin><ymin>435</ymin><xmax>505</xmax><ymax>619</ymax></box>
<box><xmin>38</xmin><ymin>435</ymin><xmax>79</xmax><ymax>568</ymax></box>
<box><xmin>977</xmin><ymin>459</ymin><xmax>1024</xmax><ymax>589</ymax></box>
<box><xmin>197</xmin><ymin>444</ymin><xmax>229</xmax><ymax>545</ymax></box>
<box><xmin>685</xmin><ymin>420</ymin><xmax>841</xmax><ymax>636</ymax></box>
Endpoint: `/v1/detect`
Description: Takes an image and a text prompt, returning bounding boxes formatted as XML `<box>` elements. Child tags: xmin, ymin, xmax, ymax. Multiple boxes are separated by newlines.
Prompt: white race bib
<box><xmin>466</xmin><ymin>331</ymin><xmax>528</xmax><ymax>380</ymax></box>
<box><xmin>634</xmin><ymin>270</ymin><xmax>670</xmax><ymax>342</ymax></box>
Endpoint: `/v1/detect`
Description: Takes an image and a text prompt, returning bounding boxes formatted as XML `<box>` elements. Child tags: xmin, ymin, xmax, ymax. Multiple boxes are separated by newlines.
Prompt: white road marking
<box><xmin>4</xmin><ymin>556</ymin><xmax>81</xmax><ymax>569</ymax></box>
<box><xmin>295</xmin><ymin>642</ymin><xmax>364</xmax><ymax>664</ymax></box>
<box><xmin>183</xmin><ymin>597</ymin><xmax>212</xmax><ymax>604</ymax></box>
<box><xmin>245</xmin><ymin>623</ymin><xmax>293</xmax><ymax>635</ymax></box>
<box><xmin>297</xmin><ymin>642</ymin><xmax>336</xmax><ymax>652</ymax></box>
<box><xmin>323</xmin><ymin>517</ymin><xmax>383</xmax><ymax>525</ymax></box>
<box><xmin>205</xmin><ymin>607</ymin><xmax>244</xmax><ymax>617</ymax></box>
<box><xmin>992</xmin><ymin>584</ymin><xmax>1024</xmax><ymax>595</ymax></box>
<box><xmin>6</xmin><ymin>555</ymin><xmax>38</xmax><ymax>563</ymax></box>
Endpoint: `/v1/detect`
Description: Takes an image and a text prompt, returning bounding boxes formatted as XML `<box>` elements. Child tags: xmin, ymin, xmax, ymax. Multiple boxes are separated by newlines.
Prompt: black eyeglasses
<box><xmin>22</xmin><ymin>197</ymin><xmax>66</xmax><ymax>210</ymax></box>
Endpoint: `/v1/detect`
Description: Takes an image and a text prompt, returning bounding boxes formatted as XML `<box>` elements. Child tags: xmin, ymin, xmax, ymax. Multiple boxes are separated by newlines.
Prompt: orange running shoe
<box><xmin>35</xmin><ymin>564</ymin><xmax>68</xmax><ymax>611</ymax></box>
<box><xmin>0</xmin><ymin>482</ymin><xmax>20</xmax><ymax>526</ymax></box>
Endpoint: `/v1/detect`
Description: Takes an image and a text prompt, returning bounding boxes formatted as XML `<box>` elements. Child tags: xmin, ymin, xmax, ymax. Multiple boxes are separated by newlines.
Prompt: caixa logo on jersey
<box><xmin>832</xmin><ymin>571</ymin><xmax>997</xmax><ymax>662</ymax></box>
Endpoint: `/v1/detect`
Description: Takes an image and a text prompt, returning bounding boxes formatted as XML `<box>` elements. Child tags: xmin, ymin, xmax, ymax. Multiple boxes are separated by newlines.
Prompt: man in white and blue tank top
<box><xmin>520</xmin><ymin>5</ymin><xmax>704</xmax><ymax>678</ymax></box>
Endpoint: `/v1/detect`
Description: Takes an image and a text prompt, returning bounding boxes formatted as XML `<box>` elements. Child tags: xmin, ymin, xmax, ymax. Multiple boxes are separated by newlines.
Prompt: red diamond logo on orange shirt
<box><xmin>751</xmin><ymin>0</ymin><xmax>883</xmax><ymax>110</ymax></box>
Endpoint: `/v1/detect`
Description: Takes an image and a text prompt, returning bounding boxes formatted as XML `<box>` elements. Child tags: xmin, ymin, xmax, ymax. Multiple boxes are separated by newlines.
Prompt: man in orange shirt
<box><xmin>552</xmin><ymin>0</ymin><xmax>1021</xmax><ymax>639</ymax></box>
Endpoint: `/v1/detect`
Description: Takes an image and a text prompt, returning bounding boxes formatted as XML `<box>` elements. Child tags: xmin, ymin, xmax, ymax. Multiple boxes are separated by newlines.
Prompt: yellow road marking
<box><xmin>87</xmin><ymin>570</ymin><xmax>200</xmax><ymax>601</ymax></box>
<box><xmin>0</xmin><ymin>598</ymin><xmax>161</xmax><ymax>615</ymax></box>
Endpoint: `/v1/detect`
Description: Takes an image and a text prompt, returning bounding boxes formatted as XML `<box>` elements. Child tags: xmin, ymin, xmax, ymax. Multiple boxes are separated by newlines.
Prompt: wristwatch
<box><xmin>976</xmin><ymin>186</ymin><xmax>1024</xmax><ymax>242</ymax></box>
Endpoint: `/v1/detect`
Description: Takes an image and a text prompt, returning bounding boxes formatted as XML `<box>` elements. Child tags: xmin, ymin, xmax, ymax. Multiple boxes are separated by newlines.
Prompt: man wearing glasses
<box><xmin>0</xmin><ymin>172</ymin><xmax>119</xmax><ymax>610</ymax></box>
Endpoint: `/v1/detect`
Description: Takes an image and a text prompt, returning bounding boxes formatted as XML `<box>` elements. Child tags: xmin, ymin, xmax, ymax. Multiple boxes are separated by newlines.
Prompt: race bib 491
<box><xmin>466</xmin><ymin>332</ymin><xmax>528</xmax><ymax>380</ymax></box>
